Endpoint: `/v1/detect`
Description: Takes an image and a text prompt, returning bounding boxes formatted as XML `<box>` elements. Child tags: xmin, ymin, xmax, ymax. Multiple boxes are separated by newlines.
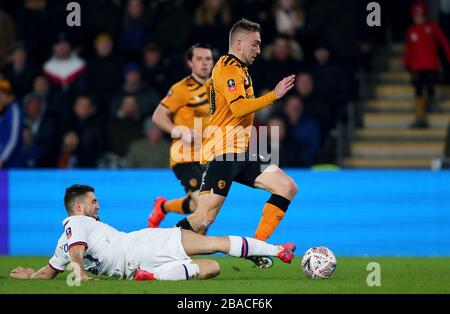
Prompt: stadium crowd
<box><xmin>0</xmin><ymin>0</ymin><xmax>415</xmax><ymax>169</ymax></box>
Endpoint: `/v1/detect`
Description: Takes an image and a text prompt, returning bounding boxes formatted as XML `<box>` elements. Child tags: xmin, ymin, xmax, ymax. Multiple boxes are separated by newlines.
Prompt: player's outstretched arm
<box><xmin>10</xmin><ymin>265</ymin><xmax>59</xmax><ymax>280</ymax></box>
<box><xmin>228</xmin><ymin>75</ymin><xmax>296</xmax><ymax>118</ymax></box>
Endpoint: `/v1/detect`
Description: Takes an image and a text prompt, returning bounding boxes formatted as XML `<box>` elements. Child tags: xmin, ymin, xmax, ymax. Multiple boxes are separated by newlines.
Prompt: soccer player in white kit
<box><xmin>10</xmin><ymin>184</ymin><xmax>296</xmax><ymax>281</ymax></box>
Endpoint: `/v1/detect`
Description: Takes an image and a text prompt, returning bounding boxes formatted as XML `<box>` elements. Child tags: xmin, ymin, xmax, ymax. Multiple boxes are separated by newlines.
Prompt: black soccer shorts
<box><xmin>172</xmin><ymin>162</ymin><xmax>203</xmax><ymax>193</ymax></box>
<box><xmin>199</xmin><ymin>151</ymin><xmax>271</xmax><ymax>197</ymax></box>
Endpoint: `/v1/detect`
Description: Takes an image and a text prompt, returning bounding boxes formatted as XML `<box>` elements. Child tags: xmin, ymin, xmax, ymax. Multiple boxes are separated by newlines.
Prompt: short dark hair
<box><xmin>185</xmin><ymin>43</ymin><xmax>213</xmax><ymax>61</ymax></box>
<box><xmin>64</xmin><ymin>184</ymin><xmax>94</xmax><ymax>213</ymax></box>
<box><xmin>229</xmin><ymin>18</ymin><xmax>261</xmax><ymax>46</ymax></box>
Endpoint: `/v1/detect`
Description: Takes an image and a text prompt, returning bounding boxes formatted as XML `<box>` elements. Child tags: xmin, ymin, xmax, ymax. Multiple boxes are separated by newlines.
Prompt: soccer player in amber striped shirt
<box><xmin>175</xmin><ymin>19</ymin><xmax>297</xmax><ymax>269</ymax></box>
<box><xmin>149</xmin><ymin>43</ymin><xmax>213</xmax><ymax>228</ymax></box>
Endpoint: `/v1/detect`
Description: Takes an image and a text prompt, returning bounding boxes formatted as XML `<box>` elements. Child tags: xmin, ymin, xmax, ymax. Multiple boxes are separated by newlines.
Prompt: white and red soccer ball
<box><xmin>301</xmin><ymin>246</ymin><xmax>337</xmax><ymax>279</ymax></box>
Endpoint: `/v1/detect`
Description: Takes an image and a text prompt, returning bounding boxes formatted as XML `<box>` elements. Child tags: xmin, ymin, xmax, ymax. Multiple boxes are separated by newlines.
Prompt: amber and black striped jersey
<box><xmin>202</xmin><ymin>54</ymin><xmax>276</xmax><ymax>163</ymax></box>
<box><xmin>160</xmin><ymin>75</ymin><xmax>210</xmax><ymax>167</ymax></box>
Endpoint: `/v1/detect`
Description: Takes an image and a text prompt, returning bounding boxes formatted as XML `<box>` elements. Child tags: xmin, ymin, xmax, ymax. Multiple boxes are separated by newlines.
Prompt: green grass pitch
<box><xmin>1</xmin><ymin>256</ymin><xmax>449</xmax><ymax>294</ymax></box>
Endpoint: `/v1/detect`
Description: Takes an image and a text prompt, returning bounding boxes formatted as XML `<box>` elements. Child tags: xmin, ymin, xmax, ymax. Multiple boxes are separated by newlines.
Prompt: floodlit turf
<box><xmin>0</xmin><ymin>256</ymin><xmax>449</xmax><ymax>294</ymax></box>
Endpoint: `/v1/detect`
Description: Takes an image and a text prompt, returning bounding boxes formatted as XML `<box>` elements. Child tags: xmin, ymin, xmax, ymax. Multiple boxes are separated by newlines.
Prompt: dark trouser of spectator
<box><xmin>410</xmin><ymin>70</ymin><xmax>438</xmax><ymax>128</ymax></box>
<box><xmin>440</xmin><ymin>12</ymin><xmax>450</xmax><ymax>83</ymax></box>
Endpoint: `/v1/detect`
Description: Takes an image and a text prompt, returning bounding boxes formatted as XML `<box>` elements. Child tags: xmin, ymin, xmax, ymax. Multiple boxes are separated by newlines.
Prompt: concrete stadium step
<box><xmin>366</xmin><ymin>99</ymin><xmax>450</xmax><ymax>112</ymax></box>
<box><xmin>355</xmin><ymin>128</ymin><xmax>447</xmax><ymax>141</ymax></box>
<box><xmin>387</xmin><ymin>56</ymin><xmax>404</xmax><ymax>71</ymax></box>
<box><xmin>351</xmin><ymin>141</ymin><xmax>444</xmax><ymax>158</ymax></box>
<box><xmin>377</xmin><ymin>71</ymin><xmax>410</xmax><ymax>83</ymax></box>
<box><xmin>364</xmin><ymin>113</ymin><xmax>450</xmax><ymax>128</ymax></box>
<box><xmin>343</xmin><ymin>157</ymin><xmax>432</xmax><ymax>169</ymax></box>
<box><xmin>374</xmin><ymin>84</ymin><xmax>450</xmax><ymax>99</ymax></box>
<box><xmin>391</xmin><ymin>43</ymin><xmax>404</xmax><ymax>52</ymax></box>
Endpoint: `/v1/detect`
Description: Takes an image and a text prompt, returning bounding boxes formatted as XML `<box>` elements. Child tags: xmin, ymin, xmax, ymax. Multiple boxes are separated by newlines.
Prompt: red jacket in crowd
<box><xmin>404</xmin><ymin>21</ymin><xmax>450</xmax><ymax>72</ymax></box>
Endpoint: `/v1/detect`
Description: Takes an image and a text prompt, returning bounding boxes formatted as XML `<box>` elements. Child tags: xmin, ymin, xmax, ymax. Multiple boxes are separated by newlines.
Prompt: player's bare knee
<box><xmin>277</xmin><ymin>177</ymin><xmax>298</xmax><ymax>198</ymax></box>
<box><xmin>289</xmin><ymin>179</ymin><xmax>298</xmax><ymax>197</ymax></box>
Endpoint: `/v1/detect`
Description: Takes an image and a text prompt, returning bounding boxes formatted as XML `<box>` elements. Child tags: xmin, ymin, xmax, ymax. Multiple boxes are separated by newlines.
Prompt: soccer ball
<box><xmin>301</xmin><ymin>246</ymin><xmax>337</xmax><ymax>279</ymax></box>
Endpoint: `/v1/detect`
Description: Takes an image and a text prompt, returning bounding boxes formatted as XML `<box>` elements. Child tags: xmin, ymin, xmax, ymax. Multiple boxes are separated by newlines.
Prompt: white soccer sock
<box><xmin>156</xmin><ymin>263</ymin><xmax>200</xmax><ymax>281</ymax></box>
<box><xmin>228</xmin><ymin>236</ymin><xmax>280</xmax><ymax>258</ymax></box>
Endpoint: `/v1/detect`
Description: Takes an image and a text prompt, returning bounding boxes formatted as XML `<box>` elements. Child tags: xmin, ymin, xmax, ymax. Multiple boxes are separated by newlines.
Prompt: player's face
<box><xmin>242</xmin><ymin>32</ymin><xmax>261</xmax><ymax>65</ymax></box>
<box><xmin>189</xmin><ymin>48</ymin><xmax>214</xmax><ymax>80</ymax></box>
<box><xmin>81</xmin><ymin>192</ymin><xmax>100</xmax><ymax>220</ymax></box>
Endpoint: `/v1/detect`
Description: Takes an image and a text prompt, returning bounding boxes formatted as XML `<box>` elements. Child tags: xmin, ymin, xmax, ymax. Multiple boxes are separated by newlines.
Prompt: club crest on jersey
<box><xmin>227</xmin><ymin>79</ymin><xmax>236</xmax><ymax>92</ymax></box>
<box><xmin>189</xmin><ymin>178</ymin><xmax>198</xmax><ymax>188</ymax></box>
<box><xmin>66</xmin><ymin>227</ymin><xmax>72</xmax><ymax>239</ymax></box>
<box><xmin>218</xmin><ymin>180</ymin><xmax>226</xmax><ymax>190</ymax></box>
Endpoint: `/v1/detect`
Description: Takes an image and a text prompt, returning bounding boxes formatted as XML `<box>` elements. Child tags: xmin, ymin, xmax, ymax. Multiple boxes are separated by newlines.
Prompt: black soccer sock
<box><xmin>176</xmin><ymin>218</ymin><xmax>194</xmax><ymax>231</ymax></box>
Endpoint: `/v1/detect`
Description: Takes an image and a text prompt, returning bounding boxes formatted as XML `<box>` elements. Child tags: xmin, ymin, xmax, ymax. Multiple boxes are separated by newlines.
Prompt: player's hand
<box><xmin>274</xmin><ymin>75</ymin><xmax>296</xmax><ymax>99</ymax></box>
<box><xmin>78</xmin><ymin>270</ymin><xmax>94</xmax><ymax>281</ymax></box>
<box><xmin>10</xmin><ymin>267</ymin><xmax>35</xmax><ymax>279</ymax></box>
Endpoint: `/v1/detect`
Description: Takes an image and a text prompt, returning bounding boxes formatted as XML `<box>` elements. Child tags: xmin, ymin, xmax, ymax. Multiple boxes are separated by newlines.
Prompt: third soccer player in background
<box><xmin>149</xmin><ymin>43</ymin><xmax>214</xmax><ymax>228</ymax></box>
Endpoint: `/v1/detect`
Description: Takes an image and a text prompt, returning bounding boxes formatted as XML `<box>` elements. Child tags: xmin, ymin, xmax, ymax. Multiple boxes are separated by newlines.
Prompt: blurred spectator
<box><xmin>125</xmin><ymin>117</ymin><xmax>170</xmax><ymax>168</ymax></box>
<box><xmin>297</xmin><ymin>0</ymin><xmax>365</xmax><ymax>95</ymax></box>
<box><xmin>0</xmin><ymin>79</ymin><xmax>22</xmax><ymax>168</ymax></box>
<box><xmin>16</xmin><ymin>0</ymin><xmax>51</xmax><ymax>65</ymax></box>
<box><xmin>141</xmin><ymin>42</ymin><xmax>172</xmax><ymax>97</ymax></box>
<box><xmin>32</xmin><ymin>75</ymin><xmax>63</xmax><ymax>120</ymax></box>
<box><xmin>439</xmin><ymin>0</ymin><xmax>450</xmax><ymax>83</ymax></box>
<box><xmin>152</xmin><ymin>0</ymin><xmax>193</xmax><ymax>54</ymax></box>
<box><xmin>282</xmin><ymin>94</ymin><xmax>321</xmax><ymax>167</ymax></box>
<box><xmin>0</xmin><ymin>9</ymin><xmax>16</xmax><ymax>68</ymax></box>
<box><xmin>83</xmin><ymin>0</ymin><xmax>122</xmax><ymax>54</ymax></box>
<box><xmin>267</xmin><ymin>113</ymin><xmax>304</xmax><ymax>168</ymax></box>
<box><xmin>21</xmin><ymin>93</ymin><xmax>55</xmax><ymax>168</ymax></box>
<box><xmin>117</xmin><ymin>0</ymin><xmax>152</xmax><ymax>62</ymax></box>
<box><xmin>58</xmin><ymin>96</ymin><xmax>105</xmax><ymax>168</ymax></box>
<box><xmin>404</xmin><ymin>1</ymin><xmax>450</xmax><ymax>128</ymax></box>
<box><xmin>1</xmin><ymin>42</ymin><xmax>37</xmax><ymax>102</ymax></box>
<box><xmin>193</xmin><ymin>0</ymin><xmax>232</xmax><ymax>53</ymax></box>
<box><xmin>310</xmin><ymin>43</ymin><xmax>350</xmax><ymax>123</ymax></box>
<box><xmin>107</xmin><ymin>95</ymin><xmax>144</xmax><ymax>158</ymax></box>
<box><xmin>43</xmin><ymin>32</ymin><xmax>87</xmax><ymax>126</ymax></box>
<box><xmin>241</xmin><ymin>0</ymin><xmax>277</xmax><ymax>45</ymax></box>
<box><xmin>110</xmin><ymin>63</ymin><xmax>160</xmax><ymax>118</ymax></box>
<box><xmin>295</xmin><ymin>72</ymin><xmax>332</xmax><ymax>138</ymax></box>
<box><xmin>260</xmin><ymin>35</ymin><xmax>302</xmax><ymax>90</ymax></box>
<box><xmin>57</xmin><ymin>131</ymin><xmax>78</xmax><ymax>168</ymax></box>
<box><xmin>87</xmin><ymin>33</ymin><xmax>123</xmax><ymax>115</ymax></box>
<box><xmin>273</xmin><ymin>0</ymin><xmax>305</xmax><ymax>38</ymax></box>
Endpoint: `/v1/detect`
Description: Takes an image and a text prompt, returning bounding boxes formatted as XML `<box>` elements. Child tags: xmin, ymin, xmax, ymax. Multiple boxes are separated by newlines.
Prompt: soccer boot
<box><xmin>133</xmin><ymin>269</ymin><xmax>156</xmax><ymax>281</ymax></box>
<box><xmin>277</xmin><ymin>242</ymin><xmax>296</xmax><ymax>264</ymax></box>
<box><xmin>246</xmin><ymin>256</ymin><xmax>274</xmax><ymax>269</ymax></box>
<box><xmin>148</xmin><ymin>197</ymin><xmax>167</xmax><ymax>228</ymax></box>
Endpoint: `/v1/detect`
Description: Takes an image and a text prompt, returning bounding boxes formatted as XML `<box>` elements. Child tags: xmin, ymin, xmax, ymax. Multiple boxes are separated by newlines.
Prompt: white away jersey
<box><xmin>48</xmin><ymin>215</ymin><xmax>129</xmax><ymax>278</ymax></box>
<box><xmin>47</xmin><ymin>216</ymin><xmax>191</xmax><ymax>280</ymax></box>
